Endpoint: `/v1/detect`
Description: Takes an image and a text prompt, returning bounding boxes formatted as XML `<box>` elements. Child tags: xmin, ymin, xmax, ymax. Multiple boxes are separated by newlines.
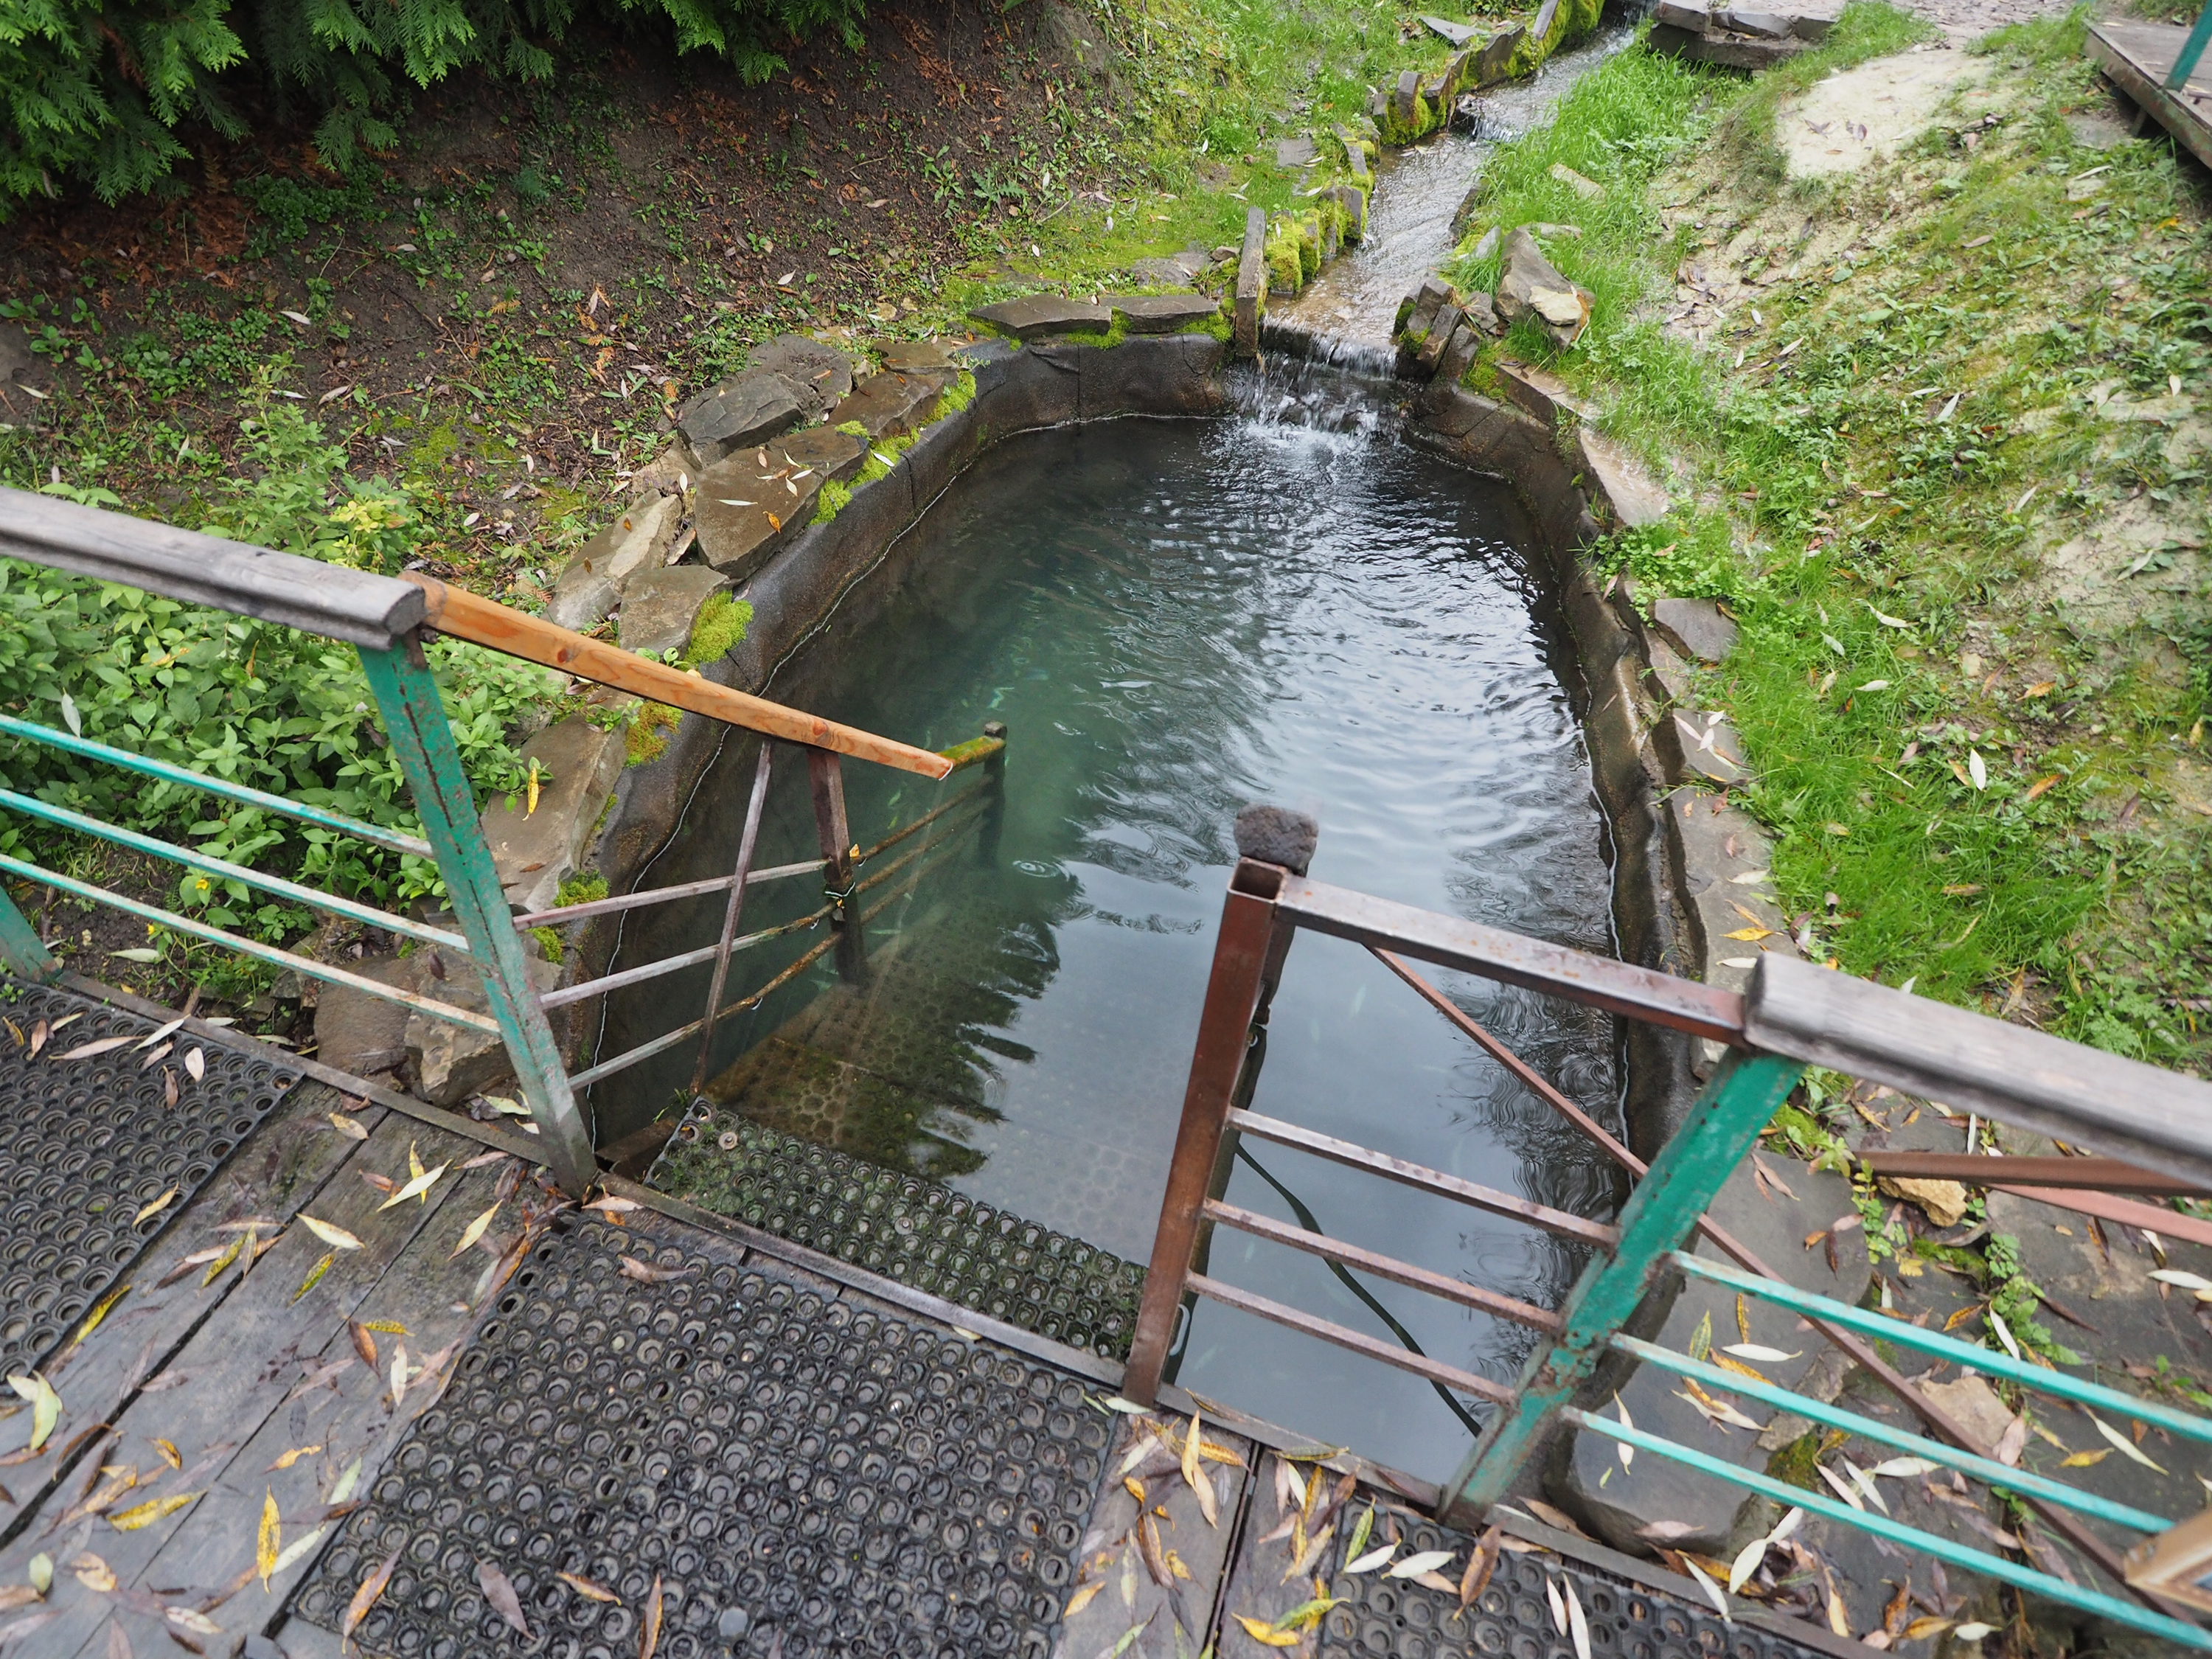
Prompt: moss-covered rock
<box><xmin>686</xmin><ymin>591</ymin><xmax>753</xmax><ymax>664</ymax></box>
<box><xmin>1263</xmin><ymin>220</ymin><xmax>1305</xmax><ymax>295</ymax></box>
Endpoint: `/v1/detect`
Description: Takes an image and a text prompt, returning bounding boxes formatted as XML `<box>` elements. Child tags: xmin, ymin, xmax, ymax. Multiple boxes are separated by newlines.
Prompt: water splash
<box><xmin>1225</xmin><ymin>321</ymin><xmax>1406</xmax><ymax>435</ymax></box>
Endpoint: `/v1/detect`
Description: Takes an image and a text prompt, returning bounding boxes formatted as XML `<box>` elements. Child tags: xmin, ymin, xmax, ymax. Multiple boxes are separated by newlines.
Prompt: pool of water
<box><xmin>602</xmin><ymin>411</ymin><xmax>1625</xmax><ymax>1479</ymax></box>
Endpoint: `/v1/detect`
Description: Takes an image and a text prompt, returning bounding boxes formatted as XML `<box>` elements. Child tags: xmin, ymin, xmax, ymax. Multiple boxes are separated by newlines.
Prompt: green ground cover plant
<box><xmin>1448</xmin><ymin>7</ymin><xmax>2212</xmax><ymax>1071</ymax></box>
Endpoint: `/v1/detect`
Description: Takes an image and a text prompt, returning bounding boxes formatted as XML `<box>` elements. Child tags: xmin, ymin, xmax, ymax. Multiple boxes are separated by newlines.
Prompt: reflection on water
<box><xmin>600</xmin><ymin>414</ymin><xmax>1623</xmax><ymax>1478</ymax></box>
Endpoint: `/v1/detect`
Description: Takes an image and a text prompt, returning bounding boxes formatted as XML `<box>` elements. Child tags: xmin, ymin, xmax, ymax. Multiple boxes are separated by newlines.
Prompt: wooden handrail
<box><xmin>403</xmin><ymin>574</ymin><xmax>953</xmax><ymax>779</ymax></box>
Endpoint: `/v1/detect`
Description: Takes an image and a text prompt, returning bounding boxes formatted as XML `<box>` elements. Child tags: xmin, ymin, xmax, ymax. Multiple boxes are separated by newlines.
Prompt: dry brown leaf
<box><xmin>1064</xmin><ymin>1579</ymin><xmax>1105</xmax><ymax>1618</ymax></box>
<box><xmin>639</xmin><ymin>1571</ymin><xmax>664</xmax><ymax>1659</ymax></box>
<box><xmin>349</xmin><ymin>1321</ymin><xmax>378</xmax><ymax>1370</ymax></box>
<box><xmin>557</xmin><ymin>1571</ymin><xmax>620</xmax><ymax>1604</ymax></box>
<box><xmin>618</xmin><ymin>1256</ymin><xmax>692</xmax><ymax>1284</ymax></box>
<box><xmin>343</xmin><ymin>1548</ymin><xmax>401</xmax><ymax>1646</ymax></box>
<box><xmin>477</xmin><ymin>1559</ymin><xmax>530</xmax><ymax>1638</ymax></box>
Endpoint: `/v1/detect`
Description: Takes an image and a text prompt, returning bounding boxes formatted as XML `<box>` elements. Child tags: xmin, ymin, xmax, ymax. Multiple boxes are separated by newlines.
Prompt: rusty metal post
<box><xmin>808</xmin><ymin>746</ymin><xmax>864</xmax><ymax>984</ymax></box>
<box><xmin>1125</xmin><ymin>803</ymin><xmax>1320</xmax><ymax>1404</ymax></box>
<box><xmin>689</xmin><ymin>741</ymin><xmax>773</xmax><ymax>1095</ymax></box>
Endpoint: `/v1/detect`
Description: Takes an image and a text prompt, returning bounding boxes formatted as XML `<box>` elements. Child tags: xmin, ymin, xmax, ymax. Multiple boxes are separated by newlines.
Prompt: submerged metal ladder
<box><xmin>0</xmin><ymin>487</ymin><xmax>1000</xmax><ymax>1194</ymax></box>
<box><xmin>1127</xmin><ymin>806</ymin><xmax>2212</xmax><ymax>1647</ymax></box>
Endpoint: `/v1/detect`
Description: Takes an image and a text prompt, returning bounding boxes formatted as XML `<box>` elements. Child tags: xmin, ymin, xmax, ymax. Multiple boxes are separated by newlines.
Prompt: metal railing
<box><xmin>1127</xmin><ymin>804</ymin><xmax>2212</xmax><ymax>1649</ymax></box>
<box><xmin>0</xmin><ymin>487</ymin><xmax>996</xmax><ymax>1194</ymax></box>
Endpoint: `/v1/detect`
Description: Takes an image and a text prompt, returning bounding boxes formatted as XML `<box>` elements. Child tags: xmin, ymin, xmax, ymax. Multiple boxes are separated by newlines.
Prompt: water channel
<box><xmin>600</xmin><ymin>32</ymin><xmax>1638</xmax><ymax>1481</ymax></box>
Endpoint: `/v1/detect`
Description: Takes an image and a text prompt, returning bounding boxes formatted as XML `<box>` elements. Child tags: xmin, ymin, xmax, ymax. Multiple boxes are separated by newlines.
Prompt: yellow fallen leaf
<box><xmin>299</xmin><ymin>1215</ymin><xmax>362</xmax><ymax>1251</ymax></box>
<box><xmin>7</xmin><ymin>1372</ymin><xmax>60</xmax><ymax>1450</ymax></box>
<box><xmin>135</xmin><ymin>1188</ymin><xmax>178</xmax><ymax>1224</ymax></box>
<box><xmin>268</xmin><ymin>1444</ymin><xmax>323</xmax><ymax>1471</ymax></box>
<box><xmin>377</xmin><ymin>1161</ymin><xmax>449</xmax><ymax>1211</ymax></box>
<box><xmin>110</xmin><ymin>1491</ymin><xmax>198</xmax><ymax>1530</ymax></box>
<box><xmin>153</xmin><ymin>1437</ymin><xmax>181</xmax><ymax>1470</ymax></box>
<box><xmin>1064</xmin><ymin>1579</ymin><xmax>1105</xmax><ymax>1618</ymax></box>
<box><xmin>450</xmin><ymin>1201</ymin><xmax>501</xmax><ymax>1259</ymax></box>
<box><xmin>557</xmin><ymin>1571</ymin><xmax>621</xmax><ymax>1604</ymax></box>
<box><xmin>74</xmin><ymin>1284</ymin><xmax>130</xmax><ymax>1343</ymax></box>
<box><xmin>1723</xmin><ymin>926</ymin><xmax>1774</xmax><ymax>942</ymax></box>
<box><xmin>202</xmin><ymin>1228</ymin><xmax>247</xmax><ymax>1286</ymax></box>
<box><xmin>293</xmin><ymin>1251</ymin><xmax>335</xmax><ymax>1302</ymax></box>
<box><xmin>344</xmin><ymin>1550</ymin><xmax>401</xmax><ymax>1648</ymax></box>
<box><xmin>72</xmin><ymin>1554</ymin><xmax>116</xmax><ymax>1593</ymax></box>
<box><xmin>1235</xmin><ymin>1614</ymin><xmax>1302</xmax><ymax>1647</ymax></box>
<box><xmin>329</xmin><ymin>1112</ymin><xmax>368</xmax><ymax>1141</ymax></box>
<box><xmin>2060</xmin><ymin>1449</ymin><xmax>2108</xmax><ymax>1467</ymax></box>
<box><xmin>2024</xmin><ymin>773</ymin><xmax>2059</xmax><ymax>800</ymax></box>
<box><xmin>257</xmin><ymin>1488</ymin><xmax>281</xmax><ymax>1587</ymax></box>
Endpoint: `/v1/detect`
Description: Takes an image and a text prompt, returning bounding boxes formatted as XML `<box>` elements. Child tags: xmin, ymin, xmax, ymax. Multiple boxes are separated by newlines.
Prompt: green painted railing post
<box><xmin>0</xmin><ymin>880</ymin><xmax>60</xmax><ymax>982</ymax></box>
<box><xmin>1437</xmin><ymin>1049</ymin><xmax>1806</xmax><ymax>1517</ymax></box>
<box><xmin>358</xmin><ymin>636</ymin><xmax>597</xmax><ymax>1194</ymax></box>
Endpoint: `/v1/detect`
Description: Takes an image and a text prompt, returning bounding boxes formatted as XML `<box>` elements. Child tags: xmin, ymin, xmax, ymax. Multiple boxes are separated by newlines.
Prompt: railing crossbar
<box><xmin>1225</xmin><ymin>1108</ymin><xmax>1619</xmax><ymax>1248</ymax></box>
<box><xmin>0</xmin><ymin>785</ymin><xmax>470</xmax><ymax>956</ymax></box>
<box><xmin>1612</xmin><ymin>1335</ymin><xmax>2174</xmax><ymax>1534</ymax></box>
<box><xmin>510</xmin><ymin>860</ymin><xmax>824</xmax><ymax>930</ymax></box>
<box><xmin>1184</xmin><ymin>1272</ymin><xmax>1516</xmax><ymax>1404</ymax></box>
<box><xmin>1203</xmin><ymin>1200</ymin><xmax>1562</xmax><ymax>1333</ymax></box>
<box><xmin>1674</xmin><ymin>1251</ymin><xmax>2212</xmax><ymax>1447</ymax></box>
<box><xmin>0</xmin><ymin>712</ymin><xmax>434</xmax><ymax>860</ymax></box>
<box><xmin>0</xmin><ymin>849</ymin><xmax>499</xmax><ymax>1036</ymax></box>
<box><xmin>1565</xmin><ymin>1408</ymin><xmax>2212</xmax><ymax>1652</ymax></box>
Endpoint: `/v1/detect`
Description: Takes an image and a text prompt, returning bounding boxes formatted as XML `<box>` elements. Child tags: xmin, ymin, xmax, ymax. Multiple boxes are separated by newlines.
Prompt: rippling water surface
<box><xmin>600</xmin><ymin>414</ymin><xmax>1623</xmax><ymax>1477</ymax></box>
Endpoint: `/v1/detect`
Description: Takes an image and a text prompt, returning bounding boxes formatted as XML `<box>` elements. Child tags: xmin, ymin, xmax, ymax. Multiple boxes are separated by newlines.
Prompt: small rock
<box><xmin>1650</xmin><ymin>597</ymin><xmax>1736</xmax><ymax>664</ymax></box>
<box><xmin>1783</xmin><ymin>0</ymin><xmax>1843</xmax><ymax>36</ymax></box>
<box><xmin>745</xmin><ymin>334</ymin><xmax>855</xmax><ymax>417</ymax></box>
<box><xmin>1652</xmin><ymin>0</ymin><xmax>1711</xmax><ymax>27</ymax></box>
<box><xmin>1458</xmin><ymin>290</ymin><xmax>1500</xmax><ymax>335</ymax></box>
<box><xmin>1647</xmin><ymin>22</ymin><xmax>1808</xmax><ymax>66</ymax></box>
<box><xmin>1105</xmin><ymin>292</ymin><xmax>1221</xmax><ymax>334</ymax></box>
<box><xmin>1413</xmin><ymin>304</ymin><xmax>1464</xmax><ymax>375</ymax></box>
<box><xmin>311</xmin><ymin>956</ymin><xmax>418</xmax><ymax>1079</ymax></box>
<box><xmin>1128</xmin><ymin>256</ymin><xmax>1196</xmax><ymax>285</ymax></box>
<box><xmin>827</xmin><ymin>370</ymin><xmax>949</xmax><ymax>442</ymax></box>
<box><xmin>1209</xmin><ymin>244</ymin><xmax>1239</xmax><ymax>265</ymax></box>
<box><xmin>1234</xmin><ymin>206</ymin><xmax>1267</xmax><ymax>358</ymax></box>
<box><xmin>1433</xmin><ymin>319</ymin><xmax>1484</xmax><ymax>387</ymax></box>
<box><xmin>479</xmin><ymin>716</ymin><xmax>630</xmax><ymax>914</ymax></box>
<box><xmin>1715</xmin><ymin>4</ymin><xmax>1793</xmax><ymax>35</ymax></box>
<box><xmin>619</xmin><ymin>565</ymin><xmax>734</xmax><ymax>658</ymax></box>
<box><xmin>1402</xmin><ymin>273</ymin><xmax>1455</xmax><ymax>341</ymax></box>
<box><xmin>1875</xmin><ymin>1174</ymin><xmax>1970</xmax><ymax>1228</ymax></box>
<box><xmin>1494</xmin><ymin>226</ymin><xmax>1593</xmax><ymax>349</ymax></box>
<box><xmin>673</xmin><ymin>371</ymin><xmax>805</xmax><ymax>467</ymax></box>
<box><xmin>546</xmin><ymin>493</ymin><xmax>681</xmax><ymax>632</ymax></box>
<box><xmin>1549</xmin><ymin>164</ymin><xmax>1605</xmax><ymax>199</ymax></box>
<box><xmin>1915</xmin><ymin>1374</ymin><xmax>2019</xmax><ymax>1450</ymax></box>
<box><xmin>1470</xmin><ymin>225</ymin><xmax>1501</xmax><ymax>262</ymax></box>
<box><xmin>404</xmin><ymin>951</ymin><xmax>561</xmax><ymax>1106</ymax></box>
<box><xmin>1273</xmin><ymin>135</ymin><xmax>1318</xmax><ymax>169</ymax></box>
<box><xmin>968</xmin><ymin>293</ymin><xmax>1114</xmax><ymax>340</ymax></box>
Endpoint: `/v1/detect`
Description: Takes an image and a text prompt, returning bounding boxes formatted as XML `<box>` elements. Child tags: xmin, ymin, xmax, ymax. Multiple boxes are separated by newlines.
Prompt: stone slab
<box><xmin>1422</xmin><ymin>11</ymin><xmax>1479</xmax><ymax>44</ymax></box>
<box><xmin>1651</xmin><ymin>596</ymin><xmax>1738</xmax><ymax>664</ymax></box>
<box><xmin>1402</xmin><ymin>273</ymin><xmax>1455</xmax><ymax>341</ymax></box>
<box><xmin>695</xmin><ymin>448</ymin><xmax>822</xmax><ymax>578</ymax></box>
<box><xmin>745</xmin><ymin>333</ymin><xmax>853</xmax><ymax>416</ymax></box>
<box><xmin>969</xmin><ymin>293</ymin><xmax>1114</xmax><ymax>341</ymax></box>
<box><xmin>311</xmin><ymin>953</ymin><xmax>421</xmax><ymax>1080</ymax></box>
<box><xmin>1273</xmin><ymin>135</ymin><xmax>1318</xmax><ymax>168</ymax></box>
<box><xmin>872</xmin><ymin>336</ymin><xmax>960</xmax><ymax>372</ymax></box>
<box><xmin>1234</xmin><ymin>206</ymin><xmax>1266</xmax><ymax>358</ymax></box>
<box><xmin>1578</xmin><ymin>428</ymin><xmax>1673</xmax><ymax>529</ymax></box>
<box><xmin>545</xmin><ymin>490</ymin><xmax>681</xmax><ymax>630</ymax></box>
<box><xmin>1496</xmin><ymin>226</ymin><xmax>1593</xmax><ymax>349</ymax></box>
<box><xmin>618</xmin><ymin>563</ymin><xmax>733</xmax><ymax>658</ymax></box>
<box><xmin>478</xmin><ymin>714</ymin><xmax>628</xmax><ymax>914</ymax></box>
<box><xmin>1105</xmin><ymin>291</ymin><xmax>1222</xmax><ymax>334</ymax></box>
<box><xmin>1493</xmin><ymin>355</ymin><xmax>1601</xmax><ymax>425</ymax></box>
<box><xmin>1717</xmin><ymin>4</ymin><xmax>1792</xmax><ymax>35</ymax></box>
<box><xmin>826</xmin><ymin>368</ymin><xmax>950</xmax><ymax>440</ymax></box>
<box><xmin>1652</xmin><ymin>0</ymin><xmax>1711</xmax><ymax>26</ymax></box>
<box><xmin>1647</xmin><ymin>21</ymin><xmax>1809</xmax><ymax>66</ymax></box>
<box><xmin>1784</xmin><ymin>0</ymin><xmax>1843</xmax><ymax>37</ymax></box>
<box><xmin>673</xmin><ymin>369</ymin><xmax>804</xmax><ymax>466</ymax></box>
<box><xmin>778</xmin><ymin>419</ymin><xmax>872</xmax><ymax>482</ymax></box>
<box><xmin>1674</xmin><ymin>708</ymin><xmax>1748</xmax><ymax>785</ymax></box>
<box><xmin>1414</xmin><ymin>303</ymin><xmax>1464</xmax><ymax>374</ymax></box>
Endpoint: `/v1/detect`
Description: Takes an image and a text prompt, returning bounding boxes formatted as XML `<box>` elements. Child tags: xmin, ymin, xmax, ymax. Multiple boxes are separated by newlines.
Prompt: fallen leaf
<box><xmin>298</xmin><ymin>1216</ymin><xmax>363</xmax><ymax>1251</ymax></box>
<box><xmin>1722</xmin><ymin>926</ymin><xmax>1775</xmax><ymax>942</ymax></box>
<box><xmin>1388</xmin><ymin>1550</ymin><xmax>1455</xmax><ymax>1579</ymax></box>
<box><xmin>6</xmin><ymin>1375</ymin><xmax>60</xmax><ymax>1450</ymax></box>
<box><xmin>184</xmin><ymin>1048</ymin><xmax>205</xmax><ymax>1081</ymax></box>
<box><xmin>72</xmin><ymin>1554</ymin><xmax>116</xmax><ymax>1593</ymax></box>
<box><xmin>477</xmin><ymin>1559</ymin><xmax>530</xmax><ymax>1638</ymax></box>
<box><xmin>133</xmin><ymin>1189</ymin><xmax>178</xmax><ymax>1225</ymax></box>
<box><xmin>26</xmin><ymin>1557</ymin><xmax>50</xmax><ymax>1596</ymax></box>
<box><xmin>2087</xmin><ymin>1411</ymin><xmax>2166</xmax><ymax>1473</ymax></box>
<box><xmin>1722</xmin><ymin>1343</ymin><xmax>1800</xmax><ymax>1363</ymax></box>
<box><xmin>451</xmin><ymin>1202</ymin><xmax>501</xmax><ymax>1259</ymax></box>
<box><xmin>293</xmin><ymin>1252</ymin><xmax>335</xmax><ymax>1303</ymax></box>
<box><xmin>267</xmin><ymin>1444</ymin><xmax>323</xmax><ymax>1472</ymax></box>
<box><xmin>1234</xmin><ymin>1613</ymin><xmax>1301</xmax><ymax>1647</ymax></box>
<box><xmin>342</xmin><ymin>1551</ymin><xmax>400</xmax><ymax>1650</ymax></box>
<box><xmin>639</xmin><ymin>1571</ymin><xmax>662</xmax><ymax>1659</ymax></box>
<box><xmin>56</xmin><ymin>1036</ymin><xmax>134</xmax><ymax>1060</ymax></box>
<box><xmin>257</xmin><ymin>1489</ymin><xmax>281</xmax><ymax>1587</ymax></box>
<box><xmin>329</xmin><ymin>1113</ymin><xmax>367</xmax><ymax>1141</ymax></box>
<box><xmin>151</xmin><ymin>1438</ymin><xmax>181</xmax><ymax>1471</ymax></box>
<box><xmin>378</xmin><ymin>1161</ymin><xmax>449</xmax><ymax>1211</ymax></box>
<box><xmin>74</xmin><ymin>1284</ymin><xmax>129</xmax><ymax>1343</ymax></box>
<box><xmin>1346</xmin><ymin>1542</ymin><xmax>1398</xmax><ymax>1574</ymax></box>
<box><xmin>558</xmin><ymin>1571</ymin><xmax>621</xmax><ymax>1604</ymax></box>
<box><xmin>109</xmin><ymin>1491</ymin><xmax>198</xmax><ymax>1530</ymax></box>
<box><xmin>584</xmin><ymin>1195</ymin><xmax>641</xmax><ymax>1214</ymax></box>
<box><xmin>618</xmin><ymin>1256</ymin><xmax>693</xmax><ymax>1284</ymax></box>
<box><xmin>2060</xmin><ymin>1448</ymin><xmax>2108</xmax><ymax>1468</ymax></box>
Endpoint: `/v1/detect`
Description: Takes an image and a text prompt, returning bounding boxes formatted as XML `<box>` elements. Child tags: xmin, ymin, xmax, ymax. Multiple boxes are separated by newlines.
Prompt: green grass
<box><xmin>1447</xmin><ymin>7</ymin><xmax>2212</xmax><ymax>1067</ymax></box>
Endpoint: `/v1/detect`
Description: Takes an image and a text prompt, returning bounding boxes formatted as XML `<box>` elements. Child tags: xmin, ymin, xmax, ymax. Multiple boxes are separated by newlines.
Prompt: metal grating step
<box><xmin>285</xmin><ymin>1212</ymin><xmax>1114</xmax><ymax>1659</ymax></box>
<box><xmin>0</xmin><ymin>979</ymin><xmax>297</xmax><ymax>1377</ymax></box>
<box><xmin>648</xmin><ymin>1106</ymin><xmax>1144</xmax><ymax>1361</ymax></box>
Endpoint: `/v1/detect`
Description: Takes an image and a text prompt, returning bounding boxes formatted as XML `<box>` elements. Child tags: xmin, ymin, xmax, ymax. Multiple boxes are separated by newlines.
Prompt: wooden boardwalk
<box><xmin>0</xmin><ymin>978</ymin><xmax>1834</xmax><ymax>1658</ymax></box>
<box><xmin>2088</xmin><ymin>18</ymin><xmax>2212</xmax><ymax>171</ymax></box>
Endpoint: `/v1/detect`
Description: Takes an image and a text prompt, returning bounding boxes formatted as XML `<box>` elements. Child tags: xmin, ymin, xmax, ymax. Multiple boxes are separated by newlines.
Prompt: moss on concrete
<box><xmin>625</xmin><ymin>701</ymin><xmax>681</xmax><ymax>767</ymax></box>
<box><xmin>686</xmin><ymin>591</ymin><xmax>753</xmax><ymax>664</ymax></box>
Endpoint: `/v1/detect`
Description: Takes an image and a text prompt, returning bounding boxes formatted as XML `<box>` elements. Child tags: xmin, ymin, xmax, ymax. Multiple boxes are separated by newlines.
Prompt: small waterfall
<box><xmin>1226</xmin><ymin>327</ymin><xmax>1407</xmax><ymax>435</ymax></box>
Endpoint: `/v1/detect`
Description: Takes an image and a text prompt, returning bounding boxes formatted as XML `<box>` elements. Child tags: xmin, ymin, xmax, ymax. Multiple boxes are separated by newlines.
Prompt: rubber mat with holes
<box><xmin>0</xmin><ymin>980</ymin><xmax>297</xmax><ymax>1377</ymax></box>
<box><xmin>649</xmin><ymin>1107</ymin><xmax>1144</xmax><ymax>1360</ymax></box>
<box><xmin>285</xmin><ymin>1214</ymin><xmax>1113</xmax><ymax>1659</ymax></box>
<box><xmin>1323</xmin><ymin>1513</ymin><xmax>1821</xmax><ymax>1659</ymax></box>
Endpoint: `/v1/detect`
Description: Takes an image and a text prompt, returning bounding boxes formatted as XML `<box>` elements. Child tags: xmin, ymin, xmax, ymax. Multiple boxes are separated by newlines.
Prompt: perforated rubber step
<box><xmin>0</xmin><ymin>978</ymin><xmax>298</xmax><ymax>1378</ymax></box>
<box><xmin>285</xmin><ymin>1211</ymin><xmax>1114</xmax><ymax>1659</ymax></box>
<box><xmin>649</xmin><ymin>1108</ymin><xmax>1144</xmax><ymax>1361</ymax></box>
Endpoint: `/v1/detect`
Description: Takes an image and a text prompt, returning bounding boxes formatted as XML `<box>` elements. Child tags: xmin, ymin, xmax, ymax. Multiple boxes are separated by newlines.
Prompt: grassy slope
<box><xmin>1447</xmin><ymin>7</ymin><xmax>2212</xmax><ymax>1069</ymax></box>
